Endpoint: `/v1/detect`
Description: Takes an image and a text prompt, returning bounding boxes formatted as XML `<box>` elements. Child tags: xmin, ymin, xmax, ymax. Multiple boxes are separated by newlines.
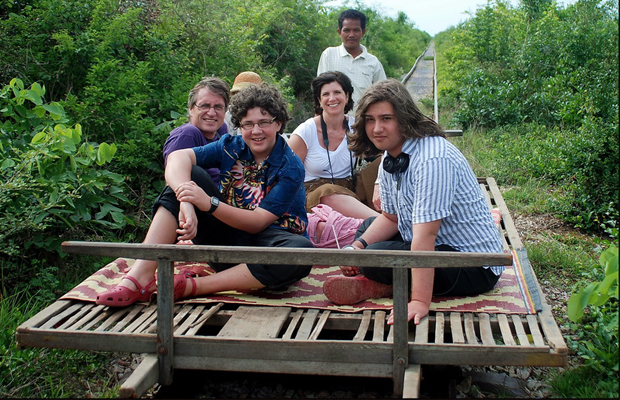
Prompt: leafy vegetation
<box><xmin>435</xmin><ymin>1</ymin><xmax>618</xmax><ymax>396</ymax></box>
<box><xmin>560</xmin><ymin>245</ymin><xmax>618</xmax><ymax>398</ymax></box>
<box><xmin>436</xmin><ymin>0</ymin><xmax>618</xmax><ymax>233</ymax></box>
<box><xmin>1</xmin><ymin>0</ymin><xmax>618</xmax><ymax>397</ymax></box>
<box><xmin>1</xmin><ymin>78</ymin><xmax>129</xmax><ymax>297</ymax></box>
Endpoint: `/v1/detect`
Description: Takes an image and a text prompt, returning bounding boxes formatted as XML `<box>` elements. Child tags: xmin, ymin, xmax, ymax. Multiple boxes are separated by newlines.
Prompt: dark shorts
<box><xmin>152</xmin><ymin>166</ymin><xmax>313</xmax><ymax>289</ymax></box>
<box><xmin>355</xmin><ymin>217</ymin><xmax>500</xmax><ymax>296</ymax></box>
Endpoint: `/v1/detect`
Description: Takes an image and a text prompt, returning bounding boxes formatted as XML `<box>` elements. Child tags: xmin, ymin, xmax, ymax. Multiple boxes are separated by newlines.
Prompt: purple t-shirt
<box><xmin>163</xmin><ymin>123</ymin><xmax>228</xmax><ymax>185</ymax></box>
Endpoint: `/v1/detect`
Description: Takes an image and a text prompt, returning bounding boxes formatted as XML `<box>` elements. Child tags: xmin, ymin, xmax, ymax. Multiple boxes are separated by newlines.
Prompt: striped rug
<box><xmin>61</xmin><ymin>249</ymin><xmax>540</xmax><ymax>314</ymax></box>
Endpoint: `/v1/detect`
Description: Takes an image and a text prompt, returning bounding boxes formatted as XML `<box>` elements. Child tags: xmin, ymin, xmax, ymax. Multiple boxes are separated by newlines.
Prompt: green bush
<box><xmin>0</xmin><ymin>78</ymin><xmax>130</xmax><ymax>292</ymax></box>
<box><xmin>568</xmin><ymin>245</ymin><xmax>618</xmax><ymax>323</ymax></box>
<box><xmin>437</xmin><ymin>0</ymin><xmax>619</xmax><ymax>233</ymax></box>
<box><xmin>558</xmin><ymin>245</ymin><xmax>619</xmax><ymax>398</ymax></box>
<box><xmin>446</xmin><ymin>0</ymin><xmax>619</xmax><ymax>130</ymax></box>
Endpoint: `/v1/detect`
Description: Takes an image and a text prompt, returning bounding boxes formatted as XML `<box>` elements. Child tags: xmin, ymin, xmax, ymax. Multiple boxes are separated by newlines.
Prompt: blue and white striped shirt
<box><xmin>379</xmin><ymin>136</ymin><xmax>504</xmax><ymax>275</ymax></box>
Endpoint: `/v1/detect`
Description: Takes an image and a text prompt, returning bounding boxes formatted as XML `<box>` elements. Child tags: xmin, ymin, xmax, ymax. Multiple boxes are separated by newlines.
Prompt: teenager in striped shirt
<box><xmin>322</xmin><ymin>79</ymin><xmax>504</xmax><ymax>325</ymax></box>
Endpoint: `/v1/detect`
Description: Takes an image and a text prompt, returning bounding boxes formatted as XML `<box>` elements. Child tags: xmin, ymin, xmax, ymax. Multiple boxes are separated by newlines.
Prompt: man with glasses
<box><xmin>163</xmin><ymin>77</ymin><xmax>230</xmax><ymax>185</ymax></box>
<box><xmin>317</xmin><ymin>9</ymin><xmax>386</xmax><ymax>115</ymax></box>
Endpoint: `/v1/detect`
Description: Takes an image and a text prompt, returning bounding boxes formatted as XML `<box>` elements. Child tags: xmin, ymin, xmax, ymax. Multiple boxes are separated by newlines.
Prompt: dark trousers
<box><xmin>356</xmin><ymin>217</ymin><xmax>499</xmax><ymax>296</ymax></box>
<box><xmin>152</xmin><ymin>166</ymin><xmax>313</xmax><ymax>289</ymax></box>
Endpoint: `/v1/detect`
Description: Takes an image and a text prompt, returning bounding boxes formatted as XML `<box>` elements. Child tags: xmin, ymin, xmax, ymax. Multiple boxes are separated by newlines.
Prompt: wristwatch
<box><xmin>355</xmin><ymin>238</ymin><xmax>368</xmax><ymax>249</ymax></box>
<box><xmin>207</xmin><ymin>196</ymin><xmax>220</xmax><ymax>214</ymax></box>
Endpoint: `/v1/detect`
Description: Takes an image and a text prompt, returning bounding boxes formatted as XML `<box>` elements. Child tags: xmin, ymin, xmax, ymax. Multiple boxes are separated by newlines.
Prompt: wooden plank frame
<box><xmin>15</xmin><ymin>177</ymin><xmax>568</xmax><ymax>398</ymax></box>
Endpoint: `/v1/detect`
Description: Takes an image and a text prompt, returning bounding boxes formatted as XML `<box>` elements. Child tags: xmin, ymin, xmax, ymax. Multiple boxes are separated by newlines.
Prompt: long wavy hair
<box><xmin>349</xmin><ymin>79</ymin><xmax>445</xmax><ymax>158</ymax></box>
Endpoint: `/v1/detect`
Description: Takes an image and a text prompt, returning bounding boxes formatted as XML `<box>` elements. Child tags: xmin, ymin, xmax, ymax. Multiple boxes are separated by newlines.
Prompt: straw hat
<box><xmin>231</xmin><ymin>71</ymin><xmax>263</xmax><ymax>95</ymax></box>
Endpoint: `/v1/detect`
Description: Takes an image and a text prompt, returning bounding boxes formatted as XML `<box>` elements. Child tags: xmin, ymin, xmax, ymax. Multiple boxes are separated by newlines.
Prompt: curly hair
<box><xmin>187</xmin><ymin>77</ymin><xmax>230</xmax><ymax>110</ymax></box>
<box><xmin>349</xmin><ymin>79</ymin><xmax>445</xmax><ymax>158</ymax></box>
<box><xmin>312</xmin><ymin>71</ymin><xmax>355</xmax><ymax>115</ymax></box>
<box><xmin>228</xmin><ymin>83</ymin><xmax>290</xmax><ymax>134</ymax></box>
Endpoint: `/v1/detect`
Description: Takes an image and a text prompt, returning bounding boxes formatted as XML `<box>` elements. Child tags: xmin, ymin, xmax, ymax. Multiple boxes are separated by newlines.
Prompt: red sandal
<box><xmin>96</xmin><ymin>275</ymin><xmax>156</xmax><ymax>307</ymax></box>
<box><xmin>323</xmin><ymin>275</ymin><xmax>393</xmax><ymax>305</ymax></box>
<box><xmin>173</xmin><ymin>269</ymin><xmax>198</xmax><ymax>301</ymax></box>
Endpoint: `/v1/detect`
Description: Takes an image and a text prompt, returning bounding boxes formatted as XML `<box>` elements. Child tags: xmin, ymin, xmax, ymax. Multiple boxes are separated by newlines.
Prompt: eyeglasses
<box><xmin>195</xmin><ymin>103</ymin><xmax>225</xmax><ymax>113</ymax></box>
<box><xmin>239</xmin><ymin>117</ymin><xmax>276</xmax><ymax>131</ymax></box>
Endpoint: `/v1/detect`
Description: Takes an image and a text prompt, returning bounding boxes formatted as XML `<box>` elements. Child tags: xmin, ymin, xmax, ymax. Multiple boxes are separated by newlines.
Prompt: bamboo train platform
<box><xmin>16</xmin><ymin>177</ymin><xmax>568</xmax><ymax>398</ymax></box>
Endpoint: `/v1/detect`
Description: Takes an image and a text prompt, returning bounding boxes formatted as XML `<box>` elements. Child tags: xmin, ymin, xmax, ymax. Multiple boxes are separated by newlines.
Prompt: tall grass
<box><xmin>0</xmin><ymin>286</ymin><xmax>120</xmax><ymax>398</ymax></box>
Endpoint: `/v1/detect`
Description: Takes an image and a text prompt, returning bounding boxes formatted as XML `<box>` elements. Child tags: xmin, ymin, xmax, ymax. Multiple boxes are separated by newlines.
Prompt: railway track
<box><xmin>402</xmin><ymin>42</ymin><xmax>462</xmax><ymax>136</ymax></box>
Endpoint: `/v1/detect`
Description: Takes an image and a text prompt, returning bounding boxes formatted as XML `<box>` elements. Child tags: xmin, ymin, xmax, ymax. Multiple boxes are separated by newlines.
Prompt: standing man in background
<box><xmin>317</xmin><ymin>9</ymin><xmax>386</xmax><ymax>115</ymax></box>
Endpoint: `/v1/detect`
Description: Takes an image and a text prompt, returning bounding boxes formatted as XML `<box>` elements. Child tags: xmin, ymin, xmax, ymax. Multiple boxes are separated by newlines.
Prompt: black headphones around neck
<box><xmin>382</xmin><ymin>153</ymin><xmax>410</xmax><ymax>174</ymax></box>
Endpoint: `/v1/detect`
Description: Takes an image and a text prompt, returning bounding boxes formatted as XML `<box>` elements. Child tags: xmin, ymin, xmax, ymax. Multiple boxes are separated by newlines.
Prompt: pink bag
<box><xmin>307</xmin><ymin>204</ymin><xmax>364</xmax><ymax>249</ymax></box>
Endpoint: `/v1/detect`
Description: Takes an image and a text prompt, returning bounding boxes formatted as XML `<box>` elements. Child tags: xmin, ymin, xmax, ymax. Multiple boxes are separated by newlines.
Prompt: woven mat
<box><xmin>61</xmin><ymin>250</ymin><xmax>540</xmax><ymax>314</ymax></box>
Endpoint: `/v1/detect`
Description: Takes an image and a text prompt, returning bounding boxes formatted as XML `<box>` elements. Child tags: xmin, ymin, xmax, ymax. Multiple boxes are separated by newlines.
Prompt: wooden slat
<box><xmin>478</xmin><ymin>313</ymin><xmax>496</xmax><ymax>346</ymax></box>
<box><xmin>123</xmin><ymin>305</ymin><xmax>158</xmax><ymax>334</ymax></box>
<box><xmin>174</xmin><ymin>305</ymin><xmax>204</xmax><ymax>335</ymax></box>
<box><xmin>295</xmin><ymin>309</ymin><xmax>319</xmax><ymax>340</ymax></box>
<box><xmin>414</xmin><ymin>316</ymin><xmax>429</xmax><ymax>343</ymax></box>
<box><xmin>512</xmin><ymin>315</ymin><xmax>531</xmax><ymax>346</ymax></box>
<box><xmin>65</xmin><ymin>304</ymin><xmax>107</xmax><ymax>331</ymax></box>
<box><xmin>481</xmin><ymin>183</ymin><xmax>492</xmax><ymax>208</ymax></box>
<box><xmin>538</xmin><ymin>308</ymin><xmax>568</xmax><ymax>355</ymax></box>
<box><xmin>526</xmin><ymin>315</ymin><xmax>546</xmax><ymax>347</ymax></box>
<box><xmin>57</xmin><ymin>303</ymin><xmax>95</xmax><ymax>330</ymax></box>
<box><xmin>387</xmin><ymin>323</ymin><xmax>394</xmax><ymax>343</ymax></box>
<box><xmin>171</xmin><ymin>305</ymin><xmax>194</xmax><ymax>333</ymax></box>
<box><xmin>497</xmin><ymin>314</ymin><xmax>516</xmax><ymax>346</ymax></box>
<box><xmin>81</xmin><ymin>309</ymin><xmax>114</xmax><ymax>331</ymax></box>
<box><xmin>119</xmin><ymin>354</ymin><xmax>159</xmax><ymax>398</ymax></box>
<box><xmin>464</xmin><ymin>313</ymin><xmax>479</xmax><ymax>344</ymax></box>
<box><xmin>156</xmin><ymin>259</ymin><xmax>175</xmax><ymax>386</ymax></box>
<box><xmin>61</xmin><ymin>241</ymin><xmax>513</xmax><ymax>271</ymax></box>
<box><xmin>109</xmin><ymin>306</ymin><xmax>148</xmax><ymax>332</ymax></box>
<box><xmin>407</xmin><ymin>343</ymin><xmax>566</xmax><ymax>367</ymax></box>
<box><xmin>487</xmin><ymin>177</ymin><xmax>523</xmax><ymax>249</ymax></box>
<box><xmin>392</xmin><ymin>267</ymin><xmax>410</xmax><ymax>397</ymax></box>
<box><xmin>353</xmin><ymin>310</ymin><xmax>372</xmax><ymax>341</ymax></box>
<box><xmin>95</xmin><ymin>307</ymin><xmax>135</xmax><ymax>332</ymax></box>
<box><xmin>282</xmin><ymin>309</ymin><xmax>304</xmax><ymax>340</ymax></box>
<box><xmin>481</xmin><ymin>182</ymin><xmax>510</xmax><ymax>251</ymax></box>
<box><xmin>218</xmin><ymin>306</ymin><xmax>290</xmax><ymax>339</ymax></box>
<box><xmin>185</xmin><ymin>303</ymin><xmax>224</xmax><ymax>336</ymax></box>
<box><xmin>435</xmin><ymin>312</ymin><xmax>445</xmax><ymax>344</ymax></box>
<box><xmin>403</xmin><ymin>364</ymin><xmax>422</xmax><ymax>398</ymax></box>
<box><xmin>373</xmin><ymin>311</ymin><xmax>386</xmax><ymax>342</ymax></box>
<box><xmin>308</xmin><ymin>310</ymin><xmax>331</xmax><ymax>341</ymax></box>
<box><xmin>450</xmin><ymin>313</ymin><xmax>465</xmax><ymax>344</ymax></box>
<box><xmin>16</xmin><ymin>300</ymin><xmax>74</xmax><ymax>331</ymax></box>
<box><xmin>39</xmin><ymin>303</ymin><xmax>85</xmax><ymax>329</ymax></box>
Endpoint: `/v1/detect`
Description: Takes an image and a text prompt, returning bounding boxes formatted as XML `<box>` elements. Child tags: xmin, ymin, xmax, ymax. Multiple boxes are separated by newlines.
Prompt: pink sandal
<box><xmin>173</xmin><ymin>269</ymin><xmax>198</xmax><ymax>301</ymax></box>
<box><xmin>96</xmin><ymin>275</ymin><xmax>156</xmax><ymax>307</ymax></box>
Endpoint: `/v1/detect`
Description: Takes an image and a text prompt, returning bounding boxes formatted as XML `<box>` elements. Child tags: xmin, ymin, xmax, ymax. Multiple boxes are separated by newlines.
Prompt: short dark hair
<box><xmin>338</xmin><ymin>9</ymin><xmax>367</xmax><ymax>30</ymax></box>
<box><xmin>349</xmin><ymin>79</ymin><xmax>445</xmax><ymax>158</ymax></box>
<box><xmin>229</xmin><ymin>83</ymin><xmax>290</xmax><ymax>135</ymax></box>
<box><xmin>312</xmin><ymin>71</ymin><xmax>355</xmax><ymax>115</ymax></box>
<box><xmin>187</xmin><ymin>77</ymin><xmax>230</xmax><ymax>110</ymax></box>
